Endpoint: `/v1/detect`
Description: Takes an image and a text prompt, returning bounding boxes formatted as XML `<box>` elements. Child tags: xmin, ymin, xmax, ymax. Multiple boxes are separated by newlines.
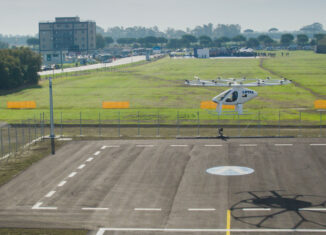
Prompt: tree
<box><xmin>181</xmin><ymin>34</ymin><xmax>197</xmax><ymax>43</ymax></box>
<box><xmin>244</xmin><ymin>29</ymin><xmax>254</xmax><ymax>33</ymax></box>
<box><xmin>143</xmin><ymin>36</ymin><xmax>158</xmax><ymax>44</ymax></box>
<box><xmin>268</xmin><ymin>28</ymin><xmax>278</xmax><ymax>33</ymax></box>
<box><xmin>314</xmin><ymin>34</ymin><xmax>326</xmax><ymax>41</ymax></box>
<box><xmin>246</xmin><ymin>38</ymin><xmax>260</xmax><ymax>48</ymax></box>
<box><xmin>156</xmin><ymin>37</ymin><xmax>168</xmax><ymax>48</ymax></box>
<box><xmin>26</xmin><ymin>38</ymin><xmax>39</xmax><ymax>47</ymax></box>
<box><xmin>96</xmin><ymin>34</ymin><xmax>105</xmax><ymax>49</ymax></box>
<box><xmin>213</xmin><ymin>37</ymin><xmax>230</xmax><ymax>47</ymax></box>
<box><xmin>117</xmin><ymin>38</ymin><xmax>137</xmax><ymax>45</ymax></box>
<box><xmin>310</xmin><ymin>39</ymin><xmax>317</xmax><ymax>46</ymax></box>
<box><xmin>281</xmin><ymin>34</ymin><xmax>294</xmax><ymax>46</ymax></box>
<box><xmin>213</xmin><ymin>24</ymin><xmax>241</xmax><ymax>38</ymax></box>
<box><xmin>104</xmin><ymin>36</ymin><xmax>114</xmax><ymax>46</ymax></box>
<box><xmin>0</xmin><ymin>48</ymin><xmax>41</xmax><ymax>90</ymax></box>
<box><xmin>219</xmin><ymin>37</ymin><xmax>230</xmax><ymax>43</ymax></box>
<box><xmin>232</xmin><ymin>35</ymin><xmax>246</xmax><ymax>42</ymax></box>
<box><xmin>258</xmin><ymin>35</ymin><xmax>274</xmax><ymax>46</ymax></box>
<box><xmin>296</xmin><ymin>34</ymin><xmax>309</xmax><ymax>46</ymax></box>
<box><xmin>181</xmin><ymin>34</ymin><xmax>197</xmax><ymax>47</ymax></box>
<box><xmin>96</xmin><ymin>26</ymin><xmax>105</xmax><ymax>35</ymax></box>
<box><xmin>300</xmin><ymin>23</ymin><xmax>324</xmax><ymax>33</ymax></box>
<box><xmin>0</xmin><ymin>41</ymin><xmax>9</xmax><ymax>49</ymax></box>
<box><xmin>166</xmin><ymin>39</ymin><xmax>183</xmax><ymax>49</ymax></box>
<box><xmin>199</xmin><ymin>35</ymin><xmax>212</xmax><ymax>47</ymax></box>
<box><xmin>156</xmin><ymin>37</ymin><xmax>168</xmax><ymax>44</ymax></box>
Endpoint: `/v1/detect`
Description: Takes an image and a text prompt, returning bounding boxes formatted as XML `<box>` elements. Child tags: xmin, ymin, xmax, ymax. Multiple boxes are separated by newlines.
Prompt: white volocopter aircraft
<box><xmin>185</xmin><ymin>76</ymin><xmax>292</xmax><ymax>115</ymax></box>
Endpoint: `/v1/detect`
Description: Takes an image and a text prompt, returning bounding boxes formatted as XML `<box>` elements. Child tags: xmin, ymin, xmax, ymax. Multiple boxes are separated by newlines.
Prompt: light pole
<box><xmin>49</xmin><ymin>76</ymin><xmax>55</xmax><ymax>154</ymax></box>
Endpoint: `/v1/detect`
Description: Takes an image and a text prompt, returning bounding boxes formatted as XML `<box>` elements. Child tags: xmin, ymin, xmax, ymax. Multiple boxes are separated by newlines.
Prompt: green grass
<box><xmin>0</xmin><ymin>51</ymin><xmax>326</xmax><ymax>123</ymax></box>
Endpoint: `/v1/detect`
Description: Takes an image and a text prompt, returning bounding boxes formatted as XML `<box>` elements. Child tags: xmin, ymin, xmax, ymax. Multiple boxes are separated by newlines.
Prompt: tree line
<box><xmin>96</xmin><ymin>33</ymin><xmax>325</xmax><ymax>49</ymax></box>
<box><xmin>97</xmin><ymin>24</ymin><xmax>241</xmax><ymax>40</ymax></box>
<box><xmin>0</xmin><ymin>48</ymin><xmax>41</xmax><ymax>90</ymax></box>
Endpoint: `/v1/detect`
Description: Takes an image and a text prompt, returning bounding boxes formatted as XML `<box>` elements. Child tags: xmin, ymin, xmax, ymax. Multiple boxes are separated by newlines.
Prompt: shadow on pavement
<box><xmin>230</xmin><ymin>190</ymin><xmax>326</xmax><ymax>229</ymax></box>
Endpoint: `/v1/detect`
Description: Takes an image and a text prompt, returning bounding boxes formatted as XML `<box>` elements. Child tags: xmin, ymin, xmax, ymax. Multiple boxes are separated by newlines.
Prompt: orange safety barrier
<box><xmin>200</xmin><ymin>101</ymin><xmax>235</xmax><ymax>110</ymax></box>
<box><xmin>102</xmin><ymin>101</ymin><xmax>130</xmax><ymax>109</ymax></box>
<box><xmin>7</xmin><ymin>101</ymin><xmax>36</xmax><ymax>109</ymax></box>
<box><xmin>314</xmin><ymin>100</ymin><xmax>326</xmax><ymax>109</ymax></box>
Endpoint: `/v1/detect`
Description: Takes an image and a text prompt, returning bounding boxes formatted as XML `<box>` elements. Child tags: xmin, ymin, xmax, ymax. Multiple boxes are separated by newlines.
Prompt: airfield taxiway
<box><xmin>0</xmin><ymin>138</ymin><xmax>325</xmax><ymax>234</ymax></box>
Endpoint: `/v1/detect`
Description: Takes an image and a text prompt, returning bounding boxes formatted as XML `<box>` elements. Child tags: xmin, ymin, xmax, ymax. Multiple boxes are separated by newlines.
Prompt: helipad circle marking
<box><xmin>206</xmin><ymin>166</ymin><xmax>254</xmax><ymax>176</ymax></box>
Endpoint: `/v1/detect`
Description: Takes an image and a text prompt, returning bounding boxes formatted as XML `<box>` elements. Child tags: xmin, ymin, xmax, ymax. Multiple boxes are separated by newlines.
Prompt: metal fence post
<box><xmin>80</xmin><ymin>111</ymin><xmax>82</xmax><ymax>136</ymax></box>
<box><xmin>157</xmin><ymin>111</ymin><xmax>160</xmax><ymax>137</ymax></box>
<box><xmin>15</xmin><ymin>127</ymin><xmax>18</xmax><ymax>155</ymax></box>
<box><xmin>0</xmin><ymin>128</ymin><xmax>3</xmax><ymax>158</ymax></box>
<box><xmin>42</xmin><ymin>112</ymin><xmax>45</xmax><ymax>140</ymax></box>
<box><xmin>118</xmin><ymin>111</ymin><xmax>120</xmax><ymax>137</ymax></box>
<box><xmin>238</xmin><ymin>114</ymin><xmax>240</xmax><ymax>137</ymax></box>
<box><xmin>34</xmin><ymin>116</ymin><xmax>37</xmax><ymax>142</ymax></box>
<box><xmin>99</xmin><ymin>112</ymin><xmax>101</xmax><ymax>137</ymax></box>
<box><xmin>278</xmin><ymin>110</ymin><xmax>281</xmax><ymax>137</ymax></box>
<box><xmin>28</xmin><ymin>120</ymin><xmax>31</xmax><ymax>149</ymax></box>
<box><xmin>258</xmin><ymin>111</ymin><xmax>261</xmax><ymax>137</ymax></box>
<box><xmin>320</xmin><ymin>111</ymin><xmax>322</xmax><ymax>138</ymax></box>
<box><xmin>137</xmin><ymin>111</ymin><xmax>140</xmax><ymax>136</ymax></box>
<box><xmin>299</xmin><ymin>111</ymin><xmax>302</xmax><ymax>137</ymax></box>
<box><xmin>177</xmin><ymin>111</ymin><xmax>180</xmax><ymax>136</ymax></box>
<box><xmin>60</xmin><ymin>112</ymin><xmax>63</xmax><ymax>137</ymax></box>
<box><xmin>197</xmin><ymin>111</ymin><xmax>200</xmax><ymax>137</ymax></box>
<box><xmin>22</xmin><ymin>121</ymin><xmax>25</xmax><ymax>149</ymax></box>
<box><xmin>7</xmin><ymin>126</ymin><xmax>11</xmax><ymax>161</ymax></box>
<box><xmin>39</xmin><ymin>113</ymin><xmax>42</xmax><ymax>139</ymax></box>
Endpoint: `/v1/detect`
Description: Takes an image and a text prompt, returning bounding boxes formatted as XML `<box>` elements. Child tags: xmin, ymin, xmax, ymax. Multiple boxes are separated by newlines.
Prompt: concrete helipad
<box><xmin>0</xmin><ymin>138</ymin><xmax>325</xmax><ymax>234</ymax></box>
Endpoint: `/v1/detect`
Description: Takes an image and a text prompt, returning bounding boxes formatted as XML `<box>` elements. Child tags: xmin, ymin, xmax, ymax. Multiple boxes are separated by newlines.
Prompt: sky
<box><xmin>0</xmin><ymin>0</ymin><xmax>326</xmax><ymax>35</ymax></box>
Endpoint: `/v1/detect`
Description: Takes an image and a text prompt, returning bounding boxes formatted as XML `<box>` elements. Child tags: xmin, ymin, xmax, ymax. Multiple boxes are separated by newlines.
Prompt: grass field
<box><xmin>0</xmin><ymin>51</ymin><xmax>325</xmax><ymax>124</ymax></box>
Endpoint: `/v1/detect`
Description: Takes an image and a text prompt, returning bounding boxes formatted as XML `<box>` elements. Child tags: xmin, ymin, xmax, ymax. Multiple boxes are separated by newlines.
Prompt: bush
<box><xmin>0</xmin><ymin>48</ymin><xmax>41</xmax><ymax>90</ymax></box>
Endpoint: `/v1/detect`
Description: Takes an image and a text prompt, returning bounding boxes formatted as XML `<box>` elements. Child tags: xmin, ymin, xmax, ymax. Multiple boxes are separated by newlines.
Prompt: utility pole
<box><xmin>49</xmin><ymin>77</ymin><xmax>55</xmax><ymax>154</ymax></box>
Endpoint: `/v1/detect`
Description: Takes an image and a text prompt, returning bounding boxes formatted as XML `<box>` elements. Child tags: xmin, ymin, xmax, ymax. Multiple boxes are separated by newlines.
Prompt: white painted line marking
<box><xmin>310</xmin><ymin>144</ymin><xmax>326</xmax><ymax>146</ymax></box>
<box><xmin>136</xmin><ymin>145</ymin><xmax>154</xmax><ymax>147</ymax></box>
<box><xmin>78</xmin><ymin>164</ymin><xmax>86</xmax><ymax>169</ymax></box>
<box><xmin>299</xmin><ymin>208</ymin><xmax>326</xmax><ymax>211</ymax></box>
<box><xmin>242</xmin><ymin>208</ymin><xmax>271</xmax><ymax>211</ymax></box>
<box><xmin>68</xmin><ymin>172</ymin><xmax>77</xmax><ymax>178</ymax></box>
<box><xmin>58</xmin><ymin>181</ymin><xmax>66</xmax><ymax>187</ymax></box>
<box><xmin>86</xmin><ymin>157</ymin><xmax>94</xmax><ymax>162</ymax></box>
<box><xmin>275</xmin><ymin>144</ymin><xmax>293</xmax><ymax>146</ymax></box>
<box><xmin>188</xmin><ymin>208</ymin><xmax>216</xmax><ymax>211</ymax></box>
<box><xmin>101</xmin><ymin>145</ymin><xmax>120</xmax><ymax>149</ymax></box>
<box><xmin>205</xmin><ymin>145</ymin><xmax>223</xmax><ymax>147</ymax></box>
<box><xmin>96</xmin><ymin>228</ymin><xmax>326</xmax><ymax>234</ymax></box>
<box><xmin>94</xmin><ymin>151</ymin><xmax>101</xmax><ymax>156</ymax></box>
<box><xmin>240</xmin><ymin>144</ymin><xmax>257</xmax><ymax>147</ymax></box>
<box><xmin>170</xmin><ymin>145</ymin><xmax>188</xmax><ymax>147</ymax></box>
<box><xmin>45</xmin><ymin>191</ymin><xmax>56</xmax><ymax>198</ymax></box>
<box><xmin>32</xmin><ymin>202</ymin><xmax>57</xmax><ymax>210</ymax></box>
<box><xmin>82</xmin><ymin>207</ymin><xmax>109</xmax><ymax>211</ymax></box>
<box><xmin>58</xmin><ymin>138</ymin><xmax>72</xmax><ymax>141</ymax></box>
<box><xmin>32</xmin><ymin>202</ymin><xmax>43</xmax><ymax>209</ymax></box>
<box><xmin>134</xmin><ymin>208</ymin><xmax>162</xmax><ymax>211</ymax></box>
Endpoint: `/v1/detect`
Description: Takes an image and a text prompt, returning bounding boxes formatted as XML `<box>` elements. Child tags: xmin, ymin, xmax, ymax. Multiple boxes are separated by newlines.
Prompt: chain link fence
<box><xmin>1</xmin><ymin>109</ymin><xmax>325</xmax><ymax>161</ymax></box>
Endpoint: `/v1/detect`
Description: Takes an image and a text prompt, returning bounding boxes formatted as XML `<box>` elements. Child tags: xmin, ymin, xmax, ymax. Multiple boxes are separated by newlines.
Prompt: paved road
<box><xmin>38</xmin><ymin>55</ymin><xmax>146</xmax><ymax>76</ymax></box>
<box><xmin>0</xmin><ymin>138</ymin><xmax>325</xmax><ymax>234</ymax></box>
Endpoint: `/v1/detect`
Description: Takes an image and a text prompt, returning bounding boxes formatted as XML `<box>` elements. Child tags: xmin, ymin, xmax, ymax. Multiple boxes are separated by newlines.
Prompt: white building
<box><xmin>196</xmin><ymin>48</ymin><xmax>210</xmax><ymax>58</ymax></box>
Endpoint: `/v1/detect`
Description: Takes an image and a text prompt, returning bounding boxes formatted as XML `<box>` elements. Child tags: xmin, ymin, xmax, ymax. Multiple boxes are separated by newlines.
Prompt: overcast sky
<box><xmin>1</xmin><ymin>0</ymin><xmax>326</xmax><ymax>35</ymax></box>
